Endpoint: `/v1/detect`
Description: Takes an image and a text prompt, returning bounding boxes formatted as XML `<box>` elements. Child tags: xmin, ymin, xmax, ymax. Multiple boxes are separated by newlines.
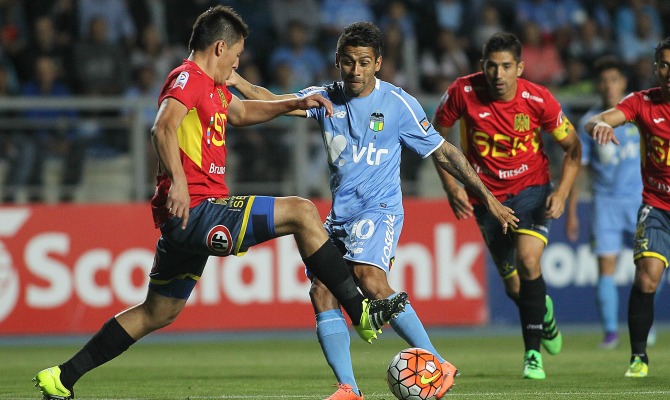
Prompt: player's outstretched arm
<box><xmin>584</xmin><ymin>108</ymin><xmax>627</xmax><ymax>145</ymax></box>
<box><xmin>226</xmin><ymin>93</ymin><xmax>331</xmax><ymax>127</ymax></box>
<box><xmin>226</xmin><ymin>71</ymin><xmax>306</xmax><ymax>117</ymax></box>
<box><xmin>432</xmin><ymin>140</ymin><xmax>518</xmax><ymax>233</ymax></box>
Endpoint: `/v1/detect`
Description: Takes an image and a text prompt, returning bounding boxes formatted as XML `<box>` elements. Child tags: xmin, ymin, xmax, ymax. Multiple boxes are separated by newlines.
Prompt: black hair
<box><xmin>336</xmin><ymin>22</ymin><xmax>383</xmax><ymax>59</ymax></box>
<box><xmin>655</xmin><ymin>36</ymin><xmax>670</xmax><ymax>63</ymax></box>
<box><xmin>592</xmin><ymin>55</ymin><xmax>625</xmax><ymax>77</ymax></box>
<box><xmin>188</xmin><ymin>5</ymin><xmax>249</xmax><ymax>52</ymax></box>
<box><xmin>482</xmin><ymin>32</ymin><xmax>522</xmax><ymax>62</ymax></box>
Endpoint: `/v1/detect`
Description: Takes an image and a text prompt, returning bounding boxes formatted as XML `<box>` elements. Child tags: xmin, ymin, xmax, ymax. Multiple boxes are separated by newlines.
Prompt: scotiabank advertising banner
<box><xmin>0</xmin><ymin>200</ymin><xmax>487</xmax><ymax>335</ymax></box>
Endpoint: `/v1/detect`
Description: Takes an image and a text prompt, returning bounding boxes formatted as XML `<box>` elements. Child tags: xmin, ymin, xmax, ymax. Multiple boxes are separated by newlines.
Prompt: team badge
<box><xmin>207</xmin><ymin>225</ymin><xmax>233</xmax><ymax>255</ymax></box>
<box><xmin>369</xmin><ymin>112</ymin><xmax>384</xmax><ymax>132</ymax></box>
<box><xmin>514</xmin><ymin>113</ymin><xmax>530</xmax><ymax>132</ymax></box>
<box><xmin>216</xmin><ymin>88</ymin><xmax>228</xmax><ymax>108</ymax></box>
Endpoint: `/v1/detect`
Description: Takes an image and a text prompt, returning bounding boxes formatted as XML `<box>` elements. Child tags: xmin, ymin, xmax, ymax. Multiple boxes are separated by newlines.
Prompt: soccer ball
<box><xmin>387</xmin><ymin>347</ymin><xmax>443</xmax><ymax>400</ymax></box>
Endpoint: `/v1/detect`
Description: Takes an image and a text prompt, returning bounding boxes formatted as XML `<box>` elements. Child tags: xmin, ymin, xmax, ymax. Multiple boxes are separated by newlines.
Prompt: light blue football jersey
<box><xmin>296</xmin><ymin>78</ymin><xmax>444</xmax><ymax>222</ymax></box>
<box><xmin>578</xmin><ymin>107</ymin><xmax>642</xmax><ymax>197</ymax></box>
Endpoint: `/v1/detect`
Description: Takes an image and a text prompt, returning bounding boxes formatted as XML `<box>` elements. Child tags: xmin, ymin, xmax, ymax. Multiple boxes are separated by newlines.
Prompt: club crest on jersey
<box><xmin>369</xmin><ymin>112</ymin><xmax>384</xmax><ymax>132</ymax></box>
<box><xmin>514</xmin><ymin>113</ymin><xmax>530</xmax><ymax>132</ymax></box>
<box><xmin>173</xmin><ymin>71</ymin><xmax>189</xmax><ymax>90</ymax></box>
<box><xmin>207</xmin><ymin>225</ymin><xmax>232</xmax><ymax>255</ymax></box>
<box><xmin>216</xmin><ymin>88</ymin><xmax>228</xmax><ymax>108</ymax></box>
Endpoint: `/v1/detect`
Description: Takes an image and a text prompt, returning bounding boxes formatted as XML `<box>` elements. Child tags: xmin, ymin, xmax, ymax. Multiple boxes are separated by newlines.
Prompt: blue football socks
<box><xmin>597</xmin><ymin>275</ymin><xmax>618</xmax><ymax>334</ymax></box>
<box><xmin>390</xmin><ymin>300</ymin><xmax>445</xmax><ymax>363</ymax></box>
<box><xmin>316</xmin><ymin>309</ymin><xmax>359</xmax><ymax>395</ymax></box>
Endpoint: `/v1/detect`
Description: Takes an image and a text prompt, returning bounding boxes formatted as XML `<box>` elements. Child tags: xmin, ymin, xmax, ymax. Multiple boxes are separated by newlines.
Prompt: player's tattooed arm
<box><xmin>432</xmin><ymin>141</ymin><xmax>518</xmax><ymax>232</ymax></box>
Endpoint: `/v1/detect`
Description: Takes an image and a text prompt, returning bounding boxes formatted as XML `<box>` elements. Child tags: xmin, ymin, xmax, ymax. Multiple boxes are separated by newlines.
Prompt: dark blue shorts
<box><xmin>148</xmin><ymin>195</ymin><xmax>275</xmax><ymax>299</ymax></box>
<box><xmin>634</xmin><ymin>204</ymin><xmax>670</xmax><ymax>268</ymax></box>
<box><xmin>474</xmin><ymin>184</ymin><xmax>552</xmax><ymax>279</ymax></box>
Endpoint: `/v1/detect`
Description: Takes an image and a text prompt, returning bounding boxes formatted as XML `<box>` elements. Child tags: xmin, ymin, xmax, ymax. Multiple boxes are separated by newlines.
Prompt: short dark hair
<box><xmin>655</xmin><ymin>36</ymin><xmax>670</xmax><ymax>63</ymax></box>
<box><xmin>336</xmin><ymin>22</ymin><xmax>383</xmax><ymax>59</ymax></box>
<box><xmin>592</xmin><ymin>55</ymin><xmax>625</xmax><ymax>77</ymax></box>
<box><xmin>482</xmin><ymin>32</ymin><xmax>522</xmax><ymax>62</ymax></box>
<box><xmin>188</xmin><ymin>5</ymin><xmax>249</xmax><ymax>52</ymax></box>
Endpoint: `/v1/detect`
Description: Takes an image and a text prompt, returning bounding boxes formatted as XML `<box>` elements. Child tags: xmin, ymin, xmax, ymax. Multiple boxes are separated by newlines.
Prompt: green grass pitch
<box><xmin>2</xmin><ymin>327</ymin><xmax>670</xmax><ymax>399</ymax></box>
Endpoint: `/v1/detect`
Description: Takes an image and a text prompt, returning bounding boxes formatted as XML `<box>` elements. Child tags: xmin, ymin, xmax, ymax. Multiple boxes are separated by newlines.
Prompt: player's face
<box><xmin>597</xmin><ymin>68</ymin><xmax>627</xmax><ymax>109</ymax></box>
<box><xmin>216</xmin><ymin>38</ymin><xmax>244</xmax><ymax>84</ymax></box>
<box><xmin>655</xmin><ymin>49</ymin><xmax>670</xmax><ymax>100</ymax></box>
<box><xmin>480</xmin><ymin>51</ymin><xmax>523</xmax><ymax>101</ymax></box>
<box><xmin>336</xmin><ymin>46</ymin><xmax>381</xmax><ymax>97</ymax></box>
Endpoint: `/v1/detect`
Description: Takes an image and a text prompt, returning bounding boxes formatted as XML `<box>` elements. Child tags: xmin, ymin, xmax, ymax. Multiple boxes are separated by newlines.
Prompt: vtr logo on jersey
<box><xmin>207</xmin><ymin>225</ymin><xmax>233</xmax><ymax>255</ymax></box>
<box><xmin>353</xmin><ymin>142</ymin><xmax>389</xmax><ymax>166</ymax></box>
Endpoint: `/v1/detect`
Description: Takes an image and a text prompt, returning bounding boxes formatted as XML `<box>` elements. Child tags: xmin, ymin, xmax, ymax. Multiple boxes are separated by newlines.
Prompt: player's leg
<box><xmin>273</xmin><ymin>196</ymin><xmax>405</xmax><ymax>340</ymax></box>
<box><xmin>626</xmin><ymin>204</ymin><xmax>670</xmax><ymax>377</ymax></box>
<box><xmin>597</xmin><ymin>254</ymin><xmax>619</xmax><ymax>348</ymax></box>
<box><xmin>310</xmin><ymin>278</ymin><xmax>363</xmax><ymax>400</ymax></box>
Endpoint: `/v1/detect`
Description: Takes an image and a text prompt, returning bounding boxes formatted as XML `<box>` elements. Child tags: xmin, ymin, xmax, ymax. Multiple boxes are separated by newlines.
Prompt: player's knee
<box><xmin>634</xmin><ymin>273</ymin><xmax>661</xmax><ymax>293</ymax></box>
<box><xmin>283</xmin><ymin>196</ymin><xmax>321</xmax><ymax>227</ymax></box>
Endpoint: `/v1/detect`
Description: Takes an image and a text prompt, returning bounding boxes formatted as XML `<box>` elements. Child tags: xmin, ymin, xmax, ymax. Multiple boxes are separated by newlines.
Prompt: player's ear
<box><xmin>516</xmin><ymin>60</ymin><xmax>524</xmax><ymax>77</ymax></box>
<box><xmin>214</xmin><ymin>40</ymin><xmax>226</xmax><ymax>56</ymax></box>
<box><xmin>375</xmin><ymin>55</ymin><xmax>382</xmax><ymax>72</ymax></box>
<box><xmin>479</xmin><ymin>59</ymin><xmax>485</xmax><ymax>72</ymax></box>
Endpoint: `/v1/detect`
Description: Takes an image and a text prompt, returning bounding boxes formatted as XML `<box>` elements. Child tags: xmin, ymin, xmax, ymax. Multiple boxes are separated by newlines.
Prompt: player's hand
<box><xmin>225</xmin><ymin>70</ymin><xmax>239</xmax><ymax>87</ymax></box>
<box><xmin>166</xmin><ymin>180</ymin><xmax>190</xmax><ymax>229</ymax></box>
<box><xmin>565</xmin><ymin>212</ymin><xmax>579</xmax><ymax>242</ymax></box>
<box><xmin>544</xmin><ymin>193</ymin><xmax>566</xmax><ymax>219</ymax></box>
<box><xmin>487</xmin><ymin>199</ymin><xmax>518</xmax><ymax>234</ymax></box>
<box><xmin>444</xmin><ymin>184</ymin><xmax>473</xmax><ymax>220</ymax></box>
<box><xmin>591</xmin><ymin>121</ymin><xmax>619</xmax><ymax>145</ymax></box>
<box><xmin>298</xmin><ymin>94</ymin><xmax>334</xmax><ymax>117</ymax></box>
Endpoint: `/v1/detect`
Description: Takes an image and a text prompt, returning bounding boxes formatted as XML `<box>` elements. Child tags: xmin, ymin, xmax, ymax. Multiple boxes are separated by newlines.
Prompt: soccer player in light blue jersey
<box><xmin>228</xmin><ymin>22</ymin><xmax>517</xmax><ymax>400</ymax></box>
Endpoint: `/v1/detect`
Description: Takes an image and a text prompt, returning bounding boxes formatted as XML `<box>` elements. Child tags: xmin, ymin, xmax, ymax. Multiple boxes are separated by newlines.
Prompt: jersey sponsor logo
<box><xmin>324</xmin><ymin>131</ymin><xmax>347</xmax><ymax>165</ymax></box>
<box><xmin>334</xmin><ymin>110</ymin><xmax>347</xmax><ymax>118</ymax></box>
<box><xmin>498</xmin><ymin>163</ymin><xmax>528</xmax><ymax>179</ymax></box>
<box><xmin>216</xmin><ymin>88</ymin><xmax>228</xmax><ymax>108</ymax></box>
<box><xmin>353</xmin><ymin>142</ymin><xmax>389</xmax><ymax>165</ymax></box>
<box><xmin>207</xmin><ymin>225</ymin><xmax>233</xmax><ymax>255</ymax></box>
<box><xmin>420</xmin><ymin>117</ymin><xmax>431</xmax><ymax>131</ymax></box>
<box><xmin>370</xmin><ymin>112</ymin><xmax>384</xmax><ymax>132</ymax></box>
<box><xmin>209</xmin><ymin>163</ymin><xmax>226</xmax><ymax>174</ymax></box>
<box><xmin>521</xmin><ymin>91</ymin><xmax>544</xmax><ymax>103</ymax></box>
<box><xmin>513</xmin><ymin>113</ymin><xmax>530</xmax><ymax>132</ymax></box>
<box><xmin>653</xmin><ymin>117</ymin><xmax>666</xmax><ymax>123</ymax></box>
<box><xmin>173</xmin><ymin>71</ymin><xmax>189</xmax><ymax>90</ymax></box>
<box><xmin>479</xmin><ymin>112</ymin><xmax>491</xmax><ymax>118</ymax></box>
<box><xmin>381</xmin><ymin>214</ymin><xmax>396</xmax><ymax>267</ymax></box>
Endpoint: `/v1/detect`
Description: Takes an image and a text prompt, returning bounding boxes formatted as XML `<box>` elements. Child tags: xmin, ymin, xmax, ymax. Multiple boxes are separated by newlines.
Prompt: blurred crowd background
<box><xmin>0</xmin><ymin>0</ymin><xmax>669</xmax><ymax>203</ymax></box>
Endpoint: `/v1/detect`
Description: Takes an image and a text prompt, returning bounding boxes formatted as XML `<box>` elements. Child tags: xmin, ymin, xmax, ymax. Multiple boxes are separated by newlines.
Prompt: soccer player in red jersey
<box><xmin>32</xmin><ymin>6</ymin><xmax>408</xmax><ymax>399</ymax></box>
<box><xmin>586</xmin><ymin>37</ymin><xmax>670</xmax><ymax>378</ymax></box>
<box><xmin>432</xmin><ymin>32</ymin><xmax>582</xmax><ymax>379</ymax></box>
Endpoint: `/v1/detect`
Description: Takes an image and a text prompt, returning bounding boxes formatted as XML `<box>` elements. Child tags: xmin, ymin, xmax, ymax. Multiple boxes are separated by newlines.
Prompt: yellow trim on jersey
<box><xmin>502</xmin><ymin>269</ymin><xmax>518</xmax><ymax>280</ymax></box>
<box><xmin>177</xmin><ymin>108</ymin><xmax>204</xmax><ymax>168</ymax></box>
<box><xmin>234</xmin><ymin>195</ymin><xmax>256</xmax><ymax>256</ymax></box>
<box><xmin>549</xmin><ymin>116</ymin><xmax>574</xmax><ymax>142</ymax></box>
<box><xmin>513</xmin><ymin>228</ymin><xmax>548</xmax><ymax>245</ymax></box>
<box><xmin>634</xmin><ymin>252</ymin><xmax>669</xmax><ymax>268</ymax></box>
<box><xmin>150</xmin><ymin>273</ymin><xmax>202</xmax><ymax>285</ymax></box>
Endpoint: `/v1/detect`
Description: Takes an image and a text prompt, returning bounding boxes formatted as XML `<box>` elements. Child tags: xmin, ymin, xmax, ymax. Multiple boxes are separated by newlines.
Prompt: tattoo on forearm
<box><xmin>249</xmin><ymin>85</ymin><xmax>260</xmax><ymax>94</ymax></box>
<box><xmin>437</xmin><ymin>145</ymin><xmax>491</xmax><ymax>199</ymax></box>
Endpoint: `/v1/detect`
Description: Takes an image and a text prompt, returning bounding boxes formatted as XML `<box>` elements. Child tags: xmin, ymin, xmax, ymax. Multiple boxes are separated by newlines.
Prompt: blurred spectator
<box><xmin>0</xmin><ymin>0</ymin><xmax>29</xmax><ymax>60</ymax></box>
<box><xmin>128</xmin><ymin>0</ymin><xmax>169</xmax><ymax>45</ymax></box>
<box><xmin>516</xmin><ymin>0</ymin><xmax>587</xmax><ymax>39</ymax></box>
<box><xmin>377</xmin><ymin>0</ymin><xmax>418</xmax><ymax>90</ymax></box>
<box><xmin>72</xmin><ymin>16</ymin><xmax>130</xmax><ymax>95</ymax></box>
<box><xmin>77</xmin><ymin>0</ymin><xmax>136</xmax><ymax>48</ymax></box>
<box><xmin>14</xmin><ymin>15</ymin><xmax>72</xmax><ymax>85</ymax></box>
<box><xmin>269</xmin><ymin>0</ymin><xmax>321</xmax><ymax>39</ymax></box>
<box><xmin>268</xmin><ymin>20</ymin><xmax>327</xmax><ymax>90</ymax></box>
<box><xmin>556</xmin><ymin>56</ymin><xmax>594</xmax><ymax>98</ymax></box>
<box><xmin>130</xmin><ymin>24</ymin><xmax>184</xmax><ymax>89</ymax></box>
<box><xmin>378</xmin><ymin>0</ymin><xmax>416</xmax><ymax>40</ymax></box>
<box><xmin>470</xmin><ymin>2</ymin><xmax>504</xmax><ymax>52</ymax></box>
<box><xmin>628</xmin><ymin>56</ymin><xmax>656</xmax><ymax>91</ymax></box>
<box><xmin>419</xmin><ymin>29</ymin><xmax>470</xmax><ymax>94</ymax></box>
<box><xmin>520</xmin><ymin>21</ymin><xmax>566</xmax><ymax>88</ymax></box>
<box><xmin>618</xmin><ymin>11</ymin><xmax>661</xmax><ymax>65</ymax></box>
<box><xmin>11</xmin><ymin>55</ymin><xmax>87</xmax><ymax>202</ymax></box>
<box><xmin>123</xmin><ymin>63</ymin><xmax>161</xmax><ymax>199</ymax></box>
<box><xmin>615</xmin><ymin>0</ymin><xmax>662</xmax><ymax>40</ymax></box>
<box><xmin>165</xmin><ymin>0</ymin><xmax>217</xmax><ymax>48</ymax></box>
<box><xmin>319</xmin><ymin>0</ymin><xmax>375</xmax><ymax>52</ymax></box>
<box><xmin>568</xmin><ymin>17</ymin><xmax>611</xmax><ymax>67</ymax></box>
<box><xmin>433</xmin><ymin>0</ymin><xmax>464</xmax><ymax>33</ymax></box>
